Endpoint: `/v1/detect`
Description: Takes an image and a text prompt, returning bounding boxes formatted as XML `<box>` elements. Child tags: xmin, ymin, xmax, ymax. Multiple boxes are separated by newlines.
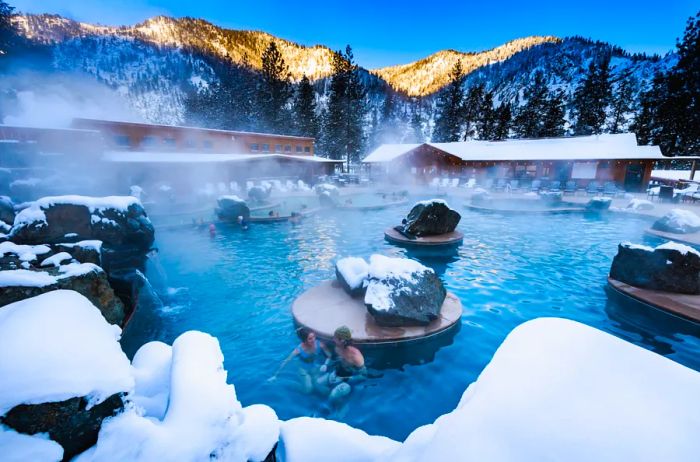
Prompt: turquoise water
<box><xmin>121</xmin><ymin>199</ymin><xmax>700</xmax><ymax>441</ymax></box>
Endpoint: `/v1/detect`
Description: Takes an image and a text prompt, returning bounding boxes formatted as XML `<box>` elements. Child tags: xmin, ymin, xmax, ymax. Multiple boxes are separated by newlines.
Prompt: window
<box><xmin>295</xmin><ymin>145</ymin><xmax>303</xmax><ymax>153</ymax></box>
<box><xmin>275</xmin><ymin>144</ymin><xmax>282</xmax><ymax>153</ymax></box>
<box><xmin>162</xmin><ymin>137</ymin><xmax>176</xmax><ymax>147</ymax></box>
<box><xmin>140</xmin><ymin>136</ymin><xmax>157</xmax><ymax>148</ymax></box>
<box><xmin>262</xmin><ymin>144</ymin><xmax>270</xmax><ymax>153</ymax></box>
<box><xmin>203</xmin><ymin>140</ymin><xmax>213</xmax><ymax>150</ymax></box>
<box><xmin>250</xmin><ymin>143</ymin><xmax>259</xmax><ymax>152</ymax></box>
<box><xmin>184</xmin><ymin>139</ymin><xmax>197</xmax><ymax>149</ymax></box>
<box><xmin>284</xmin><ymin>144</ymin><xmax>292</xmax><ymax>152</ymax></box>
<box><xmin>113</xmin><ymin>135</ymin><xmax>131</xmax><ymax>147</ymax></box>
<box><xmin>304</xmin><ymin>146</ymin><xmax>311</xmax><ymax>153</ymax></box>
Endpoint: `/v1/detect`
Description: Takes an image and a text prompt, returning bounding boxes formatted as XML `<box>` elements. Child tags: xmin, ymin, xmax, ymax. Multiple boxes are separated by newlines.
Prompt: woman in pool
<box><xmin>317</xmin><ymin>326</ymin><xmax>366</xmax><ymax>404</ymax></box>
<box><xmin>270</xmin><ymin>327</ymin><xmax>330</xmax><ymax>393</ymax></box>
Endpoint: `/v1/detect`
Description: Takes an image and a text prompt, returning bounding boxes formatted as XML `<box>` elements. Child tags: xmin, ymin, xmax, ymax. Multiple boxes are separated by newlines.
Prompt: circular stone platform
<box><xmin>607</xmin><ymin>277</ymin><xmax>700</xmax><ymax>323</ymax></box>
<box><xmin>384</xmin><ymin>227</ymin><xmax>464</xmax><ymax>247</ymax></box>
<box><xmin>292</xmin><ymin>280</ymin><xmax>463</xmax><ymax>345</ymax></box>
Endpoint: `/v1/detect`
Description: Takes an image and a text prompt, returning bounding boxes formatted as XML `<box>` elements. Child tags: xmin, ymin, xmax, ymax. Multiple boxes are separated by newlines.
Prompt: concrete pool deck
<box><xmin>607</xmin><ymin>277</ymin><xmax>700</xmax><ymax>323</ymax></box>
<box><xmin>292</xmin><ymin>280</ymin><xmax>463</xmax><ymax>345</ymax></box>
<box><xmin>384</xmin><ymin>227</ymin><xmax>464</xmax><ymax>247</ymax></box>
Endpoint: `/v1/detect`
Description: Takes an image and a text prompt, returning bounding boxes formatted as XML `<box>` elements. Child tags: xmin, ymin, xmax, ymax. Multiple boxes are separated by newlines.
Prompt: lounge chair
<box><xmin>549</xmin><ymin>181</ymin><xmax>561</xmax><ymax>192</ymax></box>
<box><xmin>564</xmin><ymin>181</ymin><xmax>577</xmax><ymax>195</ymax></box>
<box><xmin>494</xmin><ymin>179</ymin><xmax>507</xmax><ymax>192</ymax></box>
<box><xmin>586</xmin><ymin>181</ymin><xmax>600</xmax><ymax>195</ymax></box>
<box><xmin>602</xmin><ymin>182</ymin><xmax>622</xmax><ymax>197</ymax></box>
<box><xmin>508</xmin><ymin>179</ymin><xmax>520</xmax><ymax>193</ymax></box>
<box><xmin>483</xmin><ymin>178</ymin><xmax>495</xmax><ymax>190</ymax></box>
<box><xmin>440</xmin><ymin>178</ymin><xmax>450</xmax><ymax>188</ymax></box>
<box><xmin>530</xmin><ymin>180</ymin><xmax>542</xmax><ymax>192</ymax></box>
<box><xmin>450</xmin><ymin>178</ymin><xmax>460</xmax><ymax>188</ymax></box>
<box><xmin>465</xmin><ymin>178</ymin><xmax>476</xmax><ymax>189</ymax></box>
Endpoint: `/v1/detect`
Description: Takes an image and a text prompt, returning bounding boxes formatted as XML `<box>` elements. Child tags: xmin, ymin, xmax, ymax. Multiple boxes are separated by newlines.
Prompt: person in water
<box><xmin>236</xmin><ymin>215</ymin><xmax>249</xmax><ymax>230</ymax></box>
<box><xmin>317</xmin><ymin>326</ymin><xmax>366</xmax><ymax>404</ymax></box>
<box><xmin>270</xmin><ymin>327</ymin><xmax>330</xmax><ymax>393</ymax></box>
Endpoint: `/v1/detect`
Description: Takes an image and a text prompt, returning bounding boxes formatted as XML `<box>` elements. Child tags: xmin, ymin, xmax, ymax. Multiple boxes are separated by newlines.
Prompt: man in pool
<box><xmin>269</xmin><ymin>327</ymin><xmax>330</xmax><ymax>393</ymax></box>
<box><xmin>317</xmin><ymin>326</ymin><xmax>366</xmax><ymax>404</ymax></box>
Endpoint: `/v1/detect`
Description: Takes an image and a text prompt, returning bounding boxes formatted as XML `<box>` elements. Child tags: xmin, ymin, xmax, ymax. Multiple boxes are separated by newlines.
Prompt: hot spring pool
<box><xmin>122</xmin><ymin>198</ymin><xmax>700</xmax><ymax>441</ymax></box>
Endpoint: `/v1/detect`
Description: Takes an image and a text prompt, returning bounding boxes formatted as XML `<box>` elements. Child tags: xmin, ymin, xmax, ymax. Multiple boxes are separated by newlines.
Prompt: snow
<box><xmin>80</xmin><ymin>331</ymin><xmax>280</xmax><ymax>462</ymax></box>
<box><xmin>41</xmin><ymin>252</ymin><xmax>73</xmax><ymax>267</ymax></box>
<box><xmin>620</xmin><ymin>241</ymin><xmax>654</xmax><ymax>252</ymax></box>
<box><xmin>218</xmin><ymin>195</ymin><xmax>246</xmax><ymax>204</ymax></box>
<box><xmin>103</xmin><ymin>151</ymin><xmax>340</xmax><ymax>164</ymax></box>
<box><xmin>0</xmin><ymin>426</ymin><xmax>63</xmax><ymax>462</ymax></box>
<box><xmin>626</xmin><ymin>198</ymin><xmax>654</xmax><ymax>211</ymax></box>
<box><xmin>0</xmin><ymin>241</ymin><xmax>51</xmax><ymax>261</ymax></box>
<box><xmin>651</xmin><ymin>170</ymin><xmax>693</xmax><ymax>181</ymax></box>
<box><xmin>315</xmin><ymin>183</ymin><xmax>339</xmax><ymax>195</ymax></box>
<box><xmin>57</xmin><ymin>262</ymin><xmax>101</xmax><ymax>278</ymax></box>
<box><xmin>415</xmin><ymin>198</ymin><xmax>449</xmax><ymax>207</ymax></box>
<box><xmin>364</xmin><ymin>255</ymin><xmax>432</xmax><ymax>312</ymax></box>
<box><xmin>0</xmin><ymin>290</ymin><xmax>132</xmax><ymax>415</ymax></box>
<box><xmin>364</xmin><ymin>134</ymin><xmax>664</xmax><ymax>163</ymax></box>
<box><xmin>14</xmin><ymin>195</ymin><xmax>141</xmax><ymax>227</ymax></box>
<box><xmin>656</xmin><ymin>241</ymin><xmax>700</xmax><ymax>257</ymax></box>
<box><xmin>661</xmin><ymin>209</ymin><xmax>700</xmax><ymax>229</ymax></box>
<box><xmin>0</xmin><ymin>269</ymin><xmax>59</xmax><ymax>287</ymax></box>
<box><xmin>59</xmin><ymin>240</ymin><xmax>103</xmax><ymax>252</ymax></box>
<box><xmin>336</xmin><ymin>257</ymin><xmax>369</xmax><ymax>290</ymax></box>
<box><xmin>590</xmin><ymin>196</ymin><xmax>612</xmax><ymax>203</ymax></box>
<box><xmin>280</xmin><ymin>417</ymin><xmax>400</xmax><ymax>462</ymax></box>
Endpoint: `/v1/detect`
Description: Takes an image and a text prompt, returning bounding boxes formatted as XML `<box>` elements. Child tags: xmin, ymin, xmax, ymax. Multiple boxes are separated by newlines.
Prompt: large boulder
<box><xmin>216</xmin><ymin>195</ymin><xmax>250</xmax><ymax>221</ymax></box>
<box><xmin>652</xmin><ymin>209</ymin><xmax>700</xmax><ymax>234</ymax></box>
<box><xmin>335</xmin><ymin>257</ymin><xmax>369</xmax><ymax>297</ymax></box>
<box><xmin>610</xmin><ymin>241</ymin><xmax>700</xmax><ymax>294</ymax></box>
<box><xmin>364</xmin><ymin>254</ymin><xmax>446</xmax><ymax>327</ymax></box>
<box><xmin>401</xmin><ymin>200</ymin><xmax>461</xmax><ymax>237</ymax></box>
<box><xmin>9</xmin><ymin>196</ymin><xmax>154</xmax><ymax>252</ymax></box>
<box><xmin>587</xmin><ymin>196</ymin><xmax>612</xmax><ymax>211</ymax></box>
<box><xmin>0</xmin><ymin>195</ymin><xmax>14</xmax><ymax>226</ymax></box>
<box><xmin>247</xmin><ymin>185</ymin><xmax>271</xmax><ymax>203</ymax></box>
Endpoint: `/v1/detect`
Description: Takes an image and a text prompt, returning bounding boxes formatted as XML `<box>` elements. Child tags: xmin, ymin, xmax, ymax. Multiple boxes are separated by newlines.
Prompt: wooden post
<box><xmin>691</xmin><ymin>160</ymin><xmax>697</xmax><ymax>181</ymax></box>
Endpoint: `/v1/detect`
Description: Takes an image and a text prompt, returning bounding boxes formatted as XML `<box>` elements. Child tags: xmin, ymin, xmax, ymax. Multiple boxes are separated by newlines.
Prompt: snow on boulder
<box><xmin>388</xmin><ymin>318</ymin><xmax>700</xmax><ymax>462</ymax></box>
<box><xmin>9</xmin><ymin>196</ymin><xmax>154</xmax><ymax>254</ymax></box>
<box><xmin>626</xmin><ymin>198</ymin><xmax>654</xmax><ymax>211</ymax></box>
<box><xmin>0</xmin><ymin>426</ymin><xmax>64</xmax><ymax>462</ymax></box>
<box><xmin>610</xmin><ymin>241</ymin><xmax>700</xmax><ymax>294</ymax></box>
<box><xmin>335</xmin><ymin>257</ymin><xmax>369</xmax><ymax>297</ymax></box>
<box><xmin>247</xmin><ymin>185</ymin><xmax>271</xmax><ymax>203</ymax></box>
<box><xmin>0</xmin><ymin>291</ymin><xmax>132</xmax><ymax>458</ymax></box>
<box><xmin>364</xmin><ymin>254</ymin><xmax>446</xmax><ymax>327</ymax></box>
<box><xmin>314</xmin><ymin>183</ymin><xmax>339</xmax><ymax>197</ymax></box>
<box><xmin>79</xmin><ymin>331</ymin><xmax>280</xmax><ymax>462</ymax></box>
<box><xmin>216</xmin><ymin>195</ymin><xmax>250</xmax><ymax>221</ymax></box>
<box><xmin>400</xmin><ymin>200</ymin><xmax>460</xmax><ymax>236</ymax></box>
<box><xmin>280</xmin><ymin>417</ymin><xmax>400</xmax><ymax>462</ymax></box>
<box><xmin>652</xmin><ymin>209</ymin><xmax>700</xmax><ymax>234</ymax></box>
<box><xmin>586</xmin><ymin>196</ymin><xmax>612</xmax><ymax>211</ymax></box>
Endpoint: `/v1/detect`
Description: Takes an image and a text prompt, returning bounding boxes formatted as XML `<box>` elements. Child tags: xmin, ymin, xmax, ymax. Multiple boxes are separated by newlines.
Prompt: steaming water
<box><xmin>121</xmin><ymin>200</ymin><xmax>700</xmax><ymax>441</ymax></box>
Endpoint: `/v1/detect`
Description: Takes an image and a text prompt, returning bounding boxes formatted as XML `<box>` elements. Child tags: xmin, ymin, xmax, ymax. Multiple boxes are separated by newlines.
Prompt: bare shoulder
<box><xmin>349</xmin><ymin>346</ymin><xmax>364</xmax><ymax>366</ymax></box>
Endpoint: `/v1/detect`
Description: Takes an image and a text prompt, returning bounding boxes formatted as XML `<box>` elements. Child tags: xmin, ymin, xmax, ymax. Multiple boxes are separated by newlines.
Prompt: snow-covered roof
<box><xmin>651</xmin><ymin>170</ymin><xmax>695</xmax><ymax>181</ymax></box>
<box><xmin>363</xmin><ymin>134</ymin><xmax>666</xmax><ymax>163</ymax></box>
<box><xmin>102</xmin><ymin>151</ymin><xmax>341</xmax><ymax>164</ymax></box>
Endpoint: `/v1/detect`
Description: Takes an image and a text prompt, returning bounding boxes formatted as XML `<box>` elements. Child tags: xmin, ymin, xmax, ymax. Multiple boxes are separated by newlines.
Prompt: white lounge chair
<box><xmin>450</xmin><ymin>178</ymin><xmax>460</xmax><ymax>188</ymax></box>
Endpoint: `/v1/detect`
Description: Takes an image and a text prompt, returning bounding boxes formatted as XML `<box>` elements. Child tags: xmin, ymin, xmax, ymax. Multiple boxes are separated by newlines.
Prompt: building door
<box><xmin>624</xmin><ymin>164</ymin><xmax>644</xmax><ymax>192</ymax></box>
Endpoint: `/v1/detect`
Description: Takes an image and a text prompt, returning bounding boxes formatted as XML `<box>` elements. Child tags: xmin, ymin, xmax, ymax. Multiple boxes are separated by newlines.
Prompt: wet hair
<box><xmin>296</xmin><ymin>327</ymin><xmax>312</xmax><ymax>342</ymax></box>
<box><xmin>334</xmin><ymin>326</ymin><xmax>352</xmax><ymax>346</ymax></box>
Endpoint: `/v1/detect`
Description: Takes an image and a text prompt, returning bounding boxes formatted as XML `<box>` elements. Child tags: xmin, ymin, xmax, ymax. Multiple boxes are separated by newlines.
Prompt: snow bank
<box><xmin>280</xmin><ymin>417</ymin><xmax>400</xmax><ymax>462</ymax></box>
<box><xmin>389</xmin><ymin>318</ymin><xmax>700</xmax><ymax>461</ymax></box>
<box><xmin>0</xmin><ymin>241</ymin><xmax>51</xmax><ymax>261</ymax></box>
<box><xmin>336</xmin><ymin>257</ymin><xmax>369</xmax><ymax>291</ymax></box>
<box><xmin>81</xmin><ymin>331</ymin><xmax>280</xmax><ymax>462</ymax></box>
<box><xmin>0</xmin><ymin>426</ymin><xmax>63</xmax><ymax>462</ymax></box>
<box><xmin>0</xmin><ymin>290</ymin><xmax>132</xmax><ymax>415</ymax></box>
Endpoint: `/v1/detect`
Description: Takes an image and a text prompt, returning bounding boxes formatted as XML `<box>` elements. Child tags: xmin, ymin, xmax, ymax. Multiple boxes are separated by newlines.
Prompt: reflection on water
<box><xmin>121</xmin><ymin>198</ymin><xmax>700</xmax><ymax>441</ymax></box>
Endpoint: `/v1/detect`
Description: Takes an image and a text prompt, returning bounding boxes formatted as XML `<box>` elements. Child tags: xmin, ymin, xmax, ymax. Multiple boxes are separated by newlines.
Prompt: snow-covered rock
<box><xmin>610</xmin><ymin>241</ymin><xmax>700</xmax><ymax>294</ymax></box>
<box><xmin>626</xmin><ymin>198</ymin><xmax>654</xmax><ymax>211</ymax></box>
<box><xmin>400</xmin><ymin>200</ymin><xmax>460</xmax><ymax>236</ymax></box>
<box><xmin>79</xmin><ymin>331</ymin><xmax>280</xmax><ymax>462</ymax></box>
<box><xmin>216</xmin><ymin>195</ymin><xmax>250</xmax><ymax>221</ymax></box>
<box><xmin>0</xmin><ymin>290</ymin><xmax>132</xmax><ymax>458</ymax></box>
<box><xmin>314</xmin><ymin>183</ymin><xmax>339</xmax><ymax>197</ymax></box>
<box><xmin>336</xmin><ymin>257</ymin><xmax>370</xmax><ymax>297</ymax></box>
<box><xmin>586</xmin><ymin>196</ymin><xmax>613</xmax><ymax>211</ymax></box>
<box><xmin>247</xmin><ymin>186</ymin><xmax>271</xmax><ymax>204</ymax></box>
<box><xmin>364</xmin><ymin>255</ymin><xmax>446</xmax><ymax>327</ymax></box>
<box><xmin>652</xmin><ymin>209</ymin><xmax>700</xmax><ymax>234</ymax></box>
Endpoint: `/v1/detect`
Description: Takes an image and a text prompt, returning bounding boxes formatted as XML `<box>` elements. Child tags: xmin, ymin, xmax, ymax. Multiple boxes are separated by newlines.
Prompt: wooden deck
<box><xmin>292</xmin><ymin>280</ymin><xmax>462</xmax><ymax>345</ymax></box>
<box><xmin>644</xmin><ymin>228</ymin><xmax>700</xmax><ymax>247</ymax></box>
<box><xmin>607</xmin><ymin>277</ymin><xmax>700</xmax><ymax>323</ymax></box>
<box><xmin>384</xmin><ymin>227</ymin><xmax>464</xmax><ymax>247</ymax></box>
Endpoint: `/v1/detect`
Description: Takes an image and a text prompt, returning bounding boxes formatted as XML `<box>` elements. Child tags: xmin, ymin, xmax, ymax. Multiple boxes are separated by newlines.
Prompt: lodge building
<box><xmin>363</xmin><ymin>134</ymin><xmax>668</xmax><ymax>192</ymax></box>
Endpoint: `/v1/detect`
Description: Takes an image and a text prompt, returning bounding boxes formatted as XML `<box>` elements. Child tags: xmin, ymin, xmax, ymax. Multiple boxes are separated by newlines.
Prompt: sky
<box><xmin>11</xmin><ymin>0</ymin><xmax>699</xmax><ymax>69</ymax></box>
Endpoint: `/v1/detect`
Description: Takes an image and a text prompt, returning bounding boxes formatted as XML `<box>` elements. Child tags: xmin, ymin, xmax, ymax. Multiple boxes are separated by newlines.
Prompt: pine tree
<box><xmin>0</xmin><ymin>0</ymin><xmax>15</xmax><ymax>56</ymax></box>
<box><xmin>541</xmin><ymin>90</ymin><xmax>566</xmax><ymax>137</ymax></box>
<box><xmin>476</xmin><ymin>90</ymin><xmax>497</xmax><ymax>140</ymax></box>
<box><xmin>633</xmin><ymin>74</ymin><xmax>664</xmax><ymax>145</ymax></box>
<box><xmin>493</xmin><ymin>103</ymin><xmax>512</xmax><ymax>140</ymax></box>
<box><xmin>514</xmin><ymin>71</ymin><xmax>549</xmax><ymax>138</ymax></box>
<box><xmin>292</xmin><ymin>75</ymin><xmax>319</xmax><ymax>139</ymax></box>
<box><xmin>432</xmin><ymin>60</ymin><xmax>465</xmax><ymax>142</ymax></box>
<box><xmin>572</xmin><ymin>57</ymin><xmax>612</xmax><ymax>135</ymax></box>
<box><xmin>256</xmin><ymin>41</ymin><xmax>292</xmax><ymax>133</ymax></box>
<box><xmin>462</xmin><ymin>83</ymin><xmax>485</xmax><ymax>140</ymax></box>
<box><xmin>409</xmin><ymin>98</ymin><xmax>425</xmax><ymax>143</ymax></box>
<box><xmin>608</xmin><ymin>76</ymin><xmax>634</xmax><ymax>133</ymax></box>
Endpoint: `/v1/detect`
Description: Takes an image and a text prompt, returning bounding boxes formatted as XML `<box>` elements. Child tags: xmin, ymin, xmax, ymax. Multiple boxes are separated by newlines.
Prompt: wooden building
<box><xmin>363</xmin><ymin>134</ymin><xmax>666</xmax><ymax>192</ymax></box>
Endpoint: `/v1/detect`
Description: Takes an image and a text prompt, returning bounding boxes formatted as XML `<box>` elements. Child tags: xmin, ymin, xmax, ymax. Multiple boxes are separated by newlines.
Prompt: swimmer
<box><xmin>289</xmin><ymin>212</ymin><xmax>302</xmax><ymax>224</ymax></box>
<box><xmin>317</xmin><ymin>326</ymin><xmax>366</xmax><ymax>404</ymax></box>
<box><xmin>236</xmin><ymin>215</ymin><xmax>249</xmax><ymax>230</ymax></box>
<box><xmin>208</xmin><ymin>223</ymin><xmax>216</xmax><ymax>237</ymax></box>
<box><xmin>269</xmin><ymin>327</ymin><xmax>330</xmax><ymax>393</ymax></box>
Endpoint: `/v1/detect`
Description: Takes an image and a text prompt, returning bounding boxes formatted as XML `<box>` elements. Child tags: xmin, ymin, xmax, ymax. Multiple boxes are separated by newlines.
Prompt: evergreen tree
<box><xmin>572</xmin><ymin>57</ymin><xmax>612</xmax><ymax>135</ymax></box>
<box><xmin>476</xmin><ymin>90</ymin><xmax>497</xmax><ymax>140</ymax></box>
<box><xmin>541</xmin><ymin>90</ymin><xmax>566</xmax><ymax>137</ymax></box>
<box><xmin>0</xmin><ymin>0</ymin><xmax>15</xmax><ymax>56</ymax></box>
<box><xmin>292</xmin><ymin>75</ymin><xmax>319</xmax><ymax>139</ymax></box>
<box><xmin>608</xmin><ymin>76</ymin><xmax>634</xmax><ymax>133</ymax></box>
<box><xmin>256</xmin><ymin>41</ymin><xmax>292</xmax><ymax>133</ymax></box>
<box><xmin>321</xmin><ymin>45</ymin><xmax>367</xmax><ymax>167</ymax></box>
<box><xmin>493</xmin><ymin>103</ymin><xmax>512</xmax><ymax>140</ymax></box>
<box><xmin>514</xmin><ymin>71</ymin><xmax>549</xmax><ymax>138</ymax></box>
<box><xmin>633</xmin><ymin>74</ymin><xmax>664</xmax><ymax>145</ymax></box>
<box><xmin>462</xmin><ymin>83</ymin><xmax>485</xmax><ymax>140</ymax></box>
<box><xmin>432</xmin><ymin>60</ymin><xmax>465</xmax><ymax>142</ymax></box>
<box><xmin>409</xmin><ymin>98</ymin><xmax>425</xmax><ymax>143</ymax></box>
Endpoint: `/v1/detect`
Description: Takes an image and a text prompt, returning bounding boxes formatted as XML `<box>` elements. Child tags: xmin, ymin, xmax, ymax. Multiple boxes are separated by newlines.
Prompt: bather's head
<box><xmin>334</xmin><ymin>325</ymin><xmax>352</xmax><ymax>348</ymax></box>
<box><xmin>296</xmin><ymin>327</ymin><xmax>316</xmax><ymax>345</ymax></box>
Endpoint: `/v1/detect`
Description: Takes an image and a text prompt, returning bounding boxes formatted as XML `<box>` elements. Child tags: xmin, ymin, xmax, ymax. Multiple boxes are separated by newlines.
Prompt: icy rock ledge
<box><xmin>279</xmin><ymin>318</ymin><xmax>700</xmax><ymax>462</ymax></box>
